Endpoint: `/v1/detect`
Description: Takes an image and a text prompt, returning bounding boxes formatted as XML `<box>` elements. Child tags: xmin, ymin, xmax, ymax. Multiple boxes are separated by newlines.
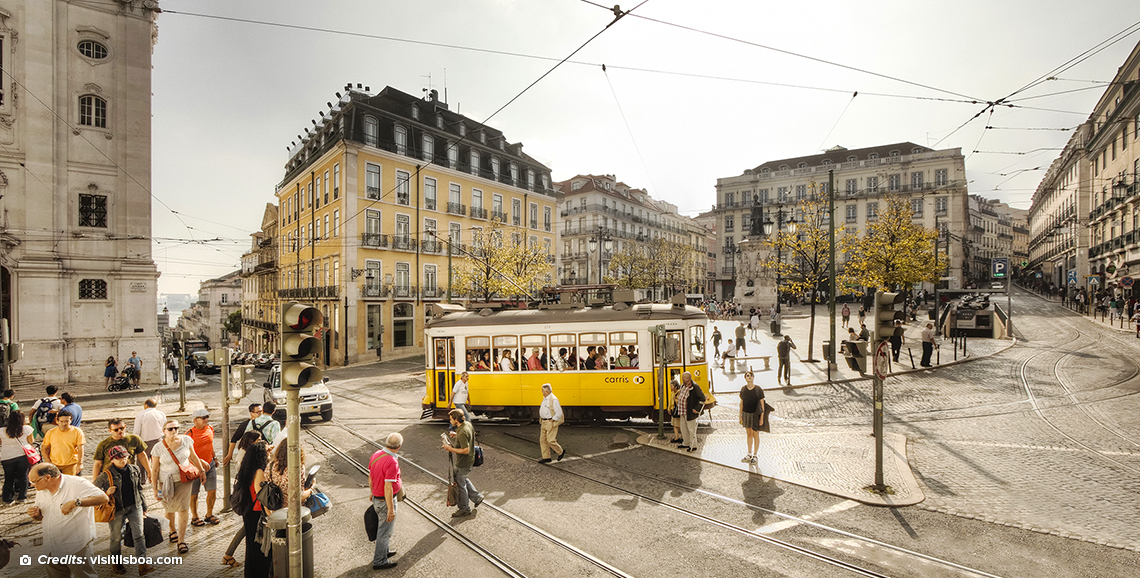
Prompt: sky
<box><xmin>149</xmin><ymin>0</ymin><xmax>1140</xmax><ymax>296</ymax></box>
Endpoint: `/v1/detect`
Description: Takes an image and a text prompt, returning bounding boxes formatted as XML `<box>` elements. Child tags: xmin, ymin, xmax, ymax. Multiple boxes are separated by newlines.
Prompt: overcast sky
<box><xmin>149</xmin><ymin>0</ymin><xmax>1140</xmax><ymax>296</ymax></box>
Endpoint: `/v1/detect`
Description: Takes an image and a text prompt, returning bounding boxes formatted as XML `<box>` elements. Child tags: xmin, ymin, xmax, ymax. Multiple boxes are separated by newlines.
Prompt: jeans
<box><xmin>371</xmin><ymin>497</ymin><xmax>397</xmax><ymax>566</ymax></box>
<box><xmin>2</xmin><ymin>455</ymin><xmax>30</xmax><ymax>502</ymax></box>
<box><xmin>454</xmin><ymin>466</ymin><xmax>481</xmax><ymax>513</ymax></box>
<box><xmin>778</xmin><ymin>356</ymin><xmax>791</xmax><ymax>383</ymax></box>
<box><xmin>680</xmin><ymin>417</ymin><xmax>699</xmax><ymax>448</ymax></box>
<box><xmin>109</xmin><ymin>503</ymin><xmax>146</xmax><ymax>557</ymax></box>
<box><xmin>921</xmin><ymin>342</ymin><xmax>934</xmax><ymax>366</ymax></box>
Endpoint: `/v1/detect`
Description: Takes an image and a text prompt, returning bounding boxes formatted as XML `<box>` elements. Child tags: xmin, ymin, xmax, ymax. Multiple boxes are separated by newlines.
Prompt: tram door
<box><xmin>432</xmin><ymin>337</ymin><xmax>456</xmax><ymax>410</ymax></box>
<box><xmin>653</xmin><ymin>330</ymin><xmax>686</xmax><ymax>409</ymax></box>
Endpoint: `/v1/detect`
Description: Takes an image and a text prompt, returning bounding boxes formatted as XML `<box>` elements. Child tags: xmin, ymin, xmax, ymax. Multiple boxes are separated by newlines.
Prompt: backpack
<box><xmin>0</xmin><ymin>400</ymin><xmax>13</xmax><ymax>424</ymax></box>
<box><xmin>34</xmin><ymin>397</ymin><xmax>56</xmax><ymax>425</ymax></box>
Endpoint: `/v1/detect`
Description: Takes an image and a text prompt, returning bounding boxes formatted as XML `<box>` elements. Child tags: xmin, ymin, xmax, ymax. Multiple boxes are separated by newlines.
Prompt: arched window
<box><xmin>363</xmin><ymin>115</ymin><xmax>379</xmax><ymax>147</ymax></box>
<box><xmin>422</xmin><ymin>134</ymin><xmax>434</xmax><ymax>162</ymax></box>
<box><xmin>490</xmin><ymin>157</ymin><xmax>501</xmax><ymax>180</ymax></box>
<box><xmin>470</xmin><ymin>150</ymin><xmax>481</xmax><ymax>176</ymax></box>
<box><xmin>394</xmin><ymin>125</ymin><xmax>407</xmax><ymax>155</ymax></box>
<box><xmin>509</xmin><ymin>163</ymin><xmax>518</xmax><ymax>184</ymax></box>
<box><xmin>79</xmin><ymin>95</ymin><xmax>107</xmax><ymax>128</ymax></box>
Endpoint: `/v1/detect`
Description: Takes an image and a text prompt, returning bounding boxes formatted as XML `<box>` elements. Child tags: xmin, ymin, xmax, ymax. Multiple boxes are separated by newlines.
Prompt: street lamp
<box><xmin>587</xmin><ymin>227</ymin><xmax>613</xmax><ymax>285</ymax></box>
<box><xmin>761</xmin><ymin>208</ymin><xmax>795</xmax><ymax>315</ymax></box>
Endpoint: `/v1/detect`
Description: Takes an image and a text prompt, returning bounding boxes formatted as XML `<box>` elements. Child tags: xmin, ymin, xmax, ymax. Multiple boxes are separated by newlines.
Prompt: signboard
<box><xmin>1035</xmin><ymin>272</ymin><xmax>1043</xmax><ymax>279</ymax></box>
<box><xmin>992</xmin><ymin>257</ymin><xmax>1009</xmax><ymax>278</ymax></box>
<box><xmin>874</xmin><ymin>341</ymin><xmax>891</xmax><ymax>380</ymax></box>
<box><xmin>1086</xmin><ymin>275</ymin><xmax>1100</xmax><ymax>286</ymax></box>
<box><xmin>1121</xmin><ymin>276</ymin><xmax>1134</xmax><ymax>288</ymax></box>
<box><xmin>957</xmin><ymin>309</ymin><xmax>977</xmax><ymax>329</ymax></box>
<box><xmin>1021</xmin><ymin>260</ymin><xmax>1029</xmax><ymax>268</ymax></box>
<box><xmin>1067</xmin><ymin>270</ymin><xmax>1078</xmax><ymax>285</ymax></box>
<box><xmin>1107</xmin><ymin>264</ymin><xmax>1117</xmax><ymax>276</ymax></box>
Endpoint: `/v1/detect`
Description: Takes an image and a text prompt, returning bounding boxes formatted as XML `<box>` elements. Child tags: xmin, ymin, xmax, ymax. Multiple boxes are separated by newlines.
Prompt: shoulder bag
<box><xmin>94</xmin><ymin>493</ymin><xmax>116</xmax><ymax>523</ymax></box>
<box><xmin>24</xmin><ymin>444</ymin><xmax>41</xmax><ymax>467</ymax></box>
<box><xmin>162</xmin><ymin>438</ymin><xmax>199</xmax><ymax>483</ymax></box>
<box><xmin>257</xmin><ymin>479</ymin><xmax>284</xmax><ymax>511</ymax></box>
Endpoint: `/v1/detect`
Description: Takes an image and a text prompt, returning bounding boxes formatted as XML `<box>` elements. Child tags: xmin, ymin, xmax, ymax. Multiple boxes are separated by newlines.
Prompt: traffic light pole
<box><xmin>828</xmin><ymin>170</ymin><xmax>837</xmax><ymax>372</ymax></box>
<box><xmin>178</xmin><ymin>335</ymin><xmax>186</xmax><ymax>413</ymax></box>
<box><xmin>219</xmin><ymin>352</ymin><xmax>232</xmax><ymax>513</ymax></box>
<box><xmin>873</xmin><ymin>373</ymin><xmax>885</xmax><ymax>490</ymax></box>
<box><xmin>286</xmin><ymin>387</ymin><xmax>302</xmax><ymax>578</ymax></box>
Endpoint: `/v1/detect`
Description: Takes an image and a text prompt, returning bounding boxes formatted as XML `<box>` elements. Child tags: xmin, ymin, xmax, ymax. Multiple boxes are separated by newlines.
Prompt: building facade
<box><xmin>555</xmin><ymin>174</ymin><xmax>707</xmax><ymax>299</ymax></box>
<box><xmin>692</xmin><ymin>211</ymin><xmax>718</xmax><ymax>296</ymax></box>
<box><xmin>0</xmin><ymin>1</ymin><xmax>161</xmax><ymax>384</ymax></box>
<box><xmin>967</xmin><ymin>195</ymin><xmax>1015</xmax><ymax>285</ymax></box>
<box><xmin>714</xmin><ymin>143</ymin><xmax>970</xmax><ymax>299</ymax></box>
<box><xmin>1028</xmin><ymin>125</ymin><xmax>1092</xmax><ymax>290</ymax></box>
<box><xmin>240</xmin><ymin>204</ymin><xmax>279</xmax><ymax>354</ymax></box>
<box><xmin>275</xmin><ymin>85</ymin><xmax>558</xmax><ymax>364</ymax></box>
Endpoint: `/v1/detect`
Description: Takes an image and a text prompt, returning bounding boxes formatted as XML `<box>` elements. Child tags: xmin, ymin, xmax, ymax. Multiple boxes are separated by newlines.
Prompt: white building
<box><xmin>0</xmin><ymin>1</ymin><xmax>160</xmax><ymax>384</ymax></box>
<box><xmin>714</xmin><ymin>143</ymin><xmax>970</xmax><ymax>298</ymax></box>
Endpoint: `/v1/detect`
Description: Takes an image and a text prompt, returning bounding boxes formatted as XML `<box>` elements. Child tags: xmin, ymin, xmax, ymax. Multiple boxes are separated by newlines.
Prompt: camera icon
<box><xmin>20</xmin><ymin>554</ymin><xmax>31</xmax><ymax>565</ymax></box>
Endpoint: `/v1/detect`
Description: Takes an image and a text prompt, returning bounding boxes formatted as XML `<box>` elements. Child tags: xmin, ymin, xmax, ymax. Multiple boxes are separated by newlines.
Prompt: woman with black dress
<box><xmin>233</xmin><ymin>440</ymin><xmax>272</xmax><ymax>577</ymax></box>
<box><xmin>739</xmin><ymin>370</ymin><xmax>765</xmax><ymax>465</ymax></box>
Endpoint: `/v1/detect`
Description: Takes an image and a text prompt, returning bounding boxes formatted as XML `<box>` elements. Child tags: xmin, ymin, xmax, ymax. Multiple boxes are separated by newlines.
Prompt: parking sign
<box><xmin>992</xmin><ymin>257</ymin><xmax>1009</xmax><ymax>278</ymax></box>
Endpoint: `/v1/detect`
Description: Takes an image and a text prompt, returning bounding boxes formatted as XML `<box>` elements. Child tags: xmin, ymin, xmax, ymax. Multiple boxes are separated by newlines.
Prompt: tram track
<box><xmin>1050</xmin><ymin>328</ymin><xmax>1140</xmax><ymax>449</ymax></box>
<box><xmin>330</xmin><ymin>421</ymin><xmax>989</xmax><ymax>578</ymax></box>
<box><xmin>306</xmin><ymin>423</ymin><xmax>635</xmax><ymax>578</ymax></box>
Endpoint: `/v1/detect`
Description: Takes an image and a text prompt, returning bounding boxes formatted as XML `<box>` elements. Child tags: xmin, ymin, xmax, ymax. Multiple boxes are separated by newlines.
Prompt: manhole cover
<box><xmin>798</xmin><ymin>462</ymin><xmax>834</xmax><ymax>473</ymax></box>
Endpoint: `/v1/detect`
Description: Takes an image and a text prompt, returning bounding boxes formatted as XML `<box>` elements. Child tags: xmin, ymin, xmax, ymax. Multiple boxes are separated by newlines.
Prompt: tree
<box><xmin>840</xmin><ymin>194</ymin><xmax>941</xmax><ymax>293</ymax></box>
<box><xmin>759</xmin><ymin>192</ymin><xmax>840</xmax><ymax>362</ymax></box>
<box><xmin>224</xmin><ymin>311</ymin><xmax>242</xmax><ymax>337</ymax></box>
<box><xmin>604</xmin><ymin>238</ymin><xmax>700</xmax><ymax>300</ymax></box>
<box><xmin>452</xmin><ymin>217</ymin><xmax>553</xmax><ymax>302</ymax></box>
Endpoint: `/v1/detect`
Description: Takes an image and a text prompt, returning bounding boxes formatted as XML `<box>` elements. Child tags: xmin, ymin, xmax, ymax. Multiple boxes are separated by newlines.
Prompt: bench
<box><xmin>720</xmin><ymin>355</ymin><xmax>772</xmax><ymax>371</ymax></box>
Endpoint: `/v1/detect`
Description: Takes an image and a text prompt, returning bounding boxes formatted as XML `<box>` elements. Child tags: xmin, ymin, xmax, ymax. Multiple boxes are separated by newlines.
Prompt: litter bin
<box><xmin>822</xmin><ymin>341</ymin><xmax>833</xmax><ymax>361</ymax></box>
<box><xmin>269</xmin><ymin>506</ymin><xmax>314</xmax><ymax>578</ymax></box>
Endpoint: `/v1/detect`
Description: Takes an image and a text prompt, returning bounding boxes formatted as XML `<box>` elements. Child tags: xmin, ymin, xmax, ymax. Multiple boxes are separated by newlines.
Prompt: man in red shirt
<box><xmin>369</xmin><ymin>433</ymin><xmax>403</xmax><ymax>570</ymax></box>
<box><xmin>187</xmin><ymin>408</ymin><xmax>220</xmax><ymax>526</ymax></box>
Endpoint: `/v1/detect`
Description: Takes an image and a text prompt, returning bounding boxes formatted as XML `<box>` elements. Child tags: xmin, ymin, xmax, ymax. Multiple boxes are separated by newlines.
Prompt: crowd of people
<box><xmin>460</xmin><ymin>345</ymin><xmax>640</xmax><ymax>372</ymax></box>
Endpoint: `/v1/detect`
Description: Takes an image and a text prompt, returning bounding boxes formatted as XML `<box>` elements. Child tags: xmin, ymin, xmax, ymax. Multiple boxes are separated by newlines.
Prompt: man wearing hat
<box><xmin>93</xmin><ymin>417</ymin><xmax>153</xmax><ymax>485</ymax></box>
<box><xmin>537</xmin><ymin>384</ymin><xmax>565</xmax><ymax>463</ymax></box>
<box><xmin>94</xmin><ymin>445</ymin><xmax>157</xmax><ymax>575</ymax></box>
<box><xmin>187</xmin><ymin>408</ymin><xmax>220</xmax><ymax>526</ymax></box>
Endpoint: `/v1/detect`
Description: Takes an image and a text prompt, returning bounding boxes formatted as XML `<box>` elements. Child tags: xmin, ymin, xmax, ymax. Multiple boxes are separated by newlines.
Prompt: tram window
<box><xmin>493</xmin><ymin>335</ymin><xmax>518</xmax><ymax>371</ymax></box>
<box><xmin>609</xmin><ymin>332</ymin><xmax>638</xmax><ymax>369</ymax></box>
<box><xmin>433</xmin><ymin>338</ymin><xmax>453</xmax><ymax>368</ymax></box>
<box><xmin>467</xmin><ymin>336</ymin><xmax>492</xmax><ymax>371</ymax></box>
<box><xmin>520</xmin><ymin>335</ymin><xmax>547</xmax><ymax>370</ymax></box>
<box><xmin>690</xmin><ymin>326</ymin><xmax>705</xmax><ymax>363</ymax></box>
<box><xmin>550</xmin><ymin>334</ymin><xmax>576</xmax><ymax>371</ymax></box>
<box><xmin>664</xmin><ymin>331</ymin><xmax>683</xmax><ymax>363</ymax></box>
<box><xmin>579</xmin><ymin>332</ymin><xmax>608</xmax><ymax>370</ymax></box>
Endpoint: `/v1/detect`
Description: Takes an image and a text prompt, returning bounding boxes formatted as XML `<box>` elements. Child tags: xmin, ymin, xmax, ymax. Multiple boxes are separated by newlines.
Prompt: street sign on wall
<box><xmin>1121</xmin><ymin>276</ymin><xmax>1134</xmax><ymax>288</ymax></box>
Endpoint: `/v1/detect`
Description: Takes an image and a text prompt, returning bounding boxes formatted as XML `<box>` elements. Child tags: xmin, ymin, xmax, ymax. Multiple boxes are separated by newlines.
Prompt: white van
<box><xmin>263</xmin><ymin>364</ymin><xmax>333</xmax><ymax>421</ymax></box>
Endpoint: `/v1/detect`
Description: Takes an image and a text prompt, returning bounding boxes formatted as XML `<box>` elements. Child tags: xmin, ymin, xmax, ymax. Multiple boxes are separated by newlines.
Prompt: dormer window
<box><xmin>868</xmin><ymin>153</ymin><xmax>878</xmax><ymax>159</ymax></box>
<box><xmin>478</xmin><ymin>131</ymin><xmax>486</xmax><ymax>144</ymax></box>
<box><xmin>889</xmin><ymin>150</ymin><xmax>900</xmax><ymax>157</ymax></box>
<box><xmin>498</xmin><ymin>138</ymin><xmax>505</xmax><ymax>151</ymax></box>
<box><xmin>847</xmin><ymin>156</ymin><xmax>857</xmax><ymax>162</ymax></box>
<box><xmin>410</xmin><ymin>105</ymin><xmax>419</xmax><ymax>120</ymax></box>
<box><xmin>822</xmin><ymin>159</ymin><xmax>831</xmax><ymax>165</ymax></box>
<box><xmin>760</xmin><ymin>168</ymin><xmax>770</xmax><ymax>174</ymax></box>
<box><xmin>436</xmin><ymin>115</ymin><xmax>444</xmax><ymax>129</ymax></box>
<box><xmin>458</xmin><ymin>123</ymin><xmax>467</xmax><ymax>136</ymax></box>
<box><xmin>912</xmin><ymin>148</ymin><xmax>922</xmax><ymax>154</ymax></box>
<box><xmin>778</xmin><ymin>165</ymin><xmax>788</xmax><ymax>171</ymax></box>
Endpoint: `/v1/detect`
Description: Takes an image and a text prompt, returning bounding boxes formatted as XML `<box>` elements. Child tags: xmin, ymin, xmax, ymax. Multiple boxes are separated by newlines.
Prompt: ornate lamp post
<box><xmin>587</xmin><ymin>227</ymin><xmax>613</xmax><ymax>286</ymax></box>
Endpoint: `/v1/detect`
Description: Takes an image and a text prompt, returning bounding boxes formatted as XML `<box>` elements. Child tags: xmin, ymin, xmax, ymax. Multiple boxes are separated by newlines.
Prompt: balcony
<box><xmin>530</xmin><ymin>219</ymin><xmax>538</xmax><ymax>229</ymax></box>
<box><xmin>491</xmin><ymin>210</ymin><xmax>507</xmax><ymax>222</ymax></box>
<box><xmin>362</xmin><ymin>284</ymin><xmax>389</xmax><ymax>298</ymax></box>
<box><xmin>425</xmin><ymin>198</ymin><xmax>437</xmax><ymax>211</ymax></box>
<box><xmin>396</xmin><ymin>193</ymin><xmax>410</xmax><ymax>206</ymax></box>
<box><xmin>447</xmin><ymin>202</ymin><xmax>467</xmax><ymax>216</ymax></box>
<box><xmin>253</xmin><ymin>260</ymin><xmax>276</xmax><ymax>273</ymax></box>
<box><xmin>361</xmin><ymin>233</ymin><xmax>389</xmax><ymax>248</ymax></box>
<box><xmin>420</xmin><ymin>239</ymin><xmax>442</xmax><ymax>254</ymax></box>
<box><xmin>392</xmin><ymin>236</ymin><xmax>416</xmax><ymax>251</ymax></box>
<box><xmin>422</xmin><ymin>287</ymin><xmax>441</xmax><ymax>299</ymax></box>
<box><xmin>366</xmin><ymin>186</ymin><xmax>381</xmax><ymax>200</ymax></box>
<box><xmin>277</xmin><ymin>286</ymin><xmax>339</xmax><ymax>300</ymax></box>
<box><xmin>471</xmin><ymin>207</ymin><xmax>488</xmax><ymax>220</ymax></box>
<box><xmin>393</xmin><ymin>285</ymin><xmax>417</xmax><ymax>299</ymax></box>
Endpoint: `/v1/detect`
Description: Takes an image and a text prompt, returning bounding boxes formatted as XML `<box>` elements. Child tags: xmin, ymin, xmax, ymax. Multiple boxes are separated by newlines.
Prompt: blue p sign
<box><xmin>992</xmin><ymin>258</ymin><xmax>1008</xmax><ymax>278</ymax></box>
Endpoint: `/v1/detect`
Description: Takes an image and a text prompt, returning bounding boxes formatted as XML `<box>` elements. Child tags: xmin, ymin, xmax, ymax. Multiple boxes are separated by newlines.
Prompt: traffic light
<box><xmin>842</xmin><ymin>339</ymin><xmax>869</xmax><ymax>374</ymax></box>
<box><xmin>872</xmin><ymin>290</ymin><xmax>905</xmax><ymax>344</ymax></box>
<box><xmin>281</xmin><ymin>302</ymin><xmax>324</xmax><ymax>389</ymax></box>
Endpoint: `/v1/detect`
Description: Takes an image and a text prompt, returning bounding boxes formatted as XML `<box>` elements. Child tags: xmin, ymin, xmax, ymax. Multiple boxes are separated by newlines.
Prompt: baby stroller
<box><xmin>108</xmin><ymin>367</ymin><xmax>139</xmax><ymax>392</ymax></box>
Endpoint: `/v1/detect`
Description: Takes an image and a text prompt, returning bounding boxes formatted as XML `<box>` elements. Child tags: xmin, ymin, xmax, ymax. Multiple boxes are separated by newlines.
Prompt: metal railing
<box><xmin>447</xmin><ymin>202</ymin><xmax>467</xmax><ymax>216</ymax></box>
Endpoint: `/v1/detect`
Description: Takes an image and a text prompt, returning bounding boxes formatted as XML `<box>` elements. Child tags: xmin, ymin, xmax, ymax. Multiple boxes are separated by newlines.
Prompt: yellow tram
<box><xmin>421</xmin><ymin>300</ymin><xmax>715</xmax><ymax>422</ymax></box>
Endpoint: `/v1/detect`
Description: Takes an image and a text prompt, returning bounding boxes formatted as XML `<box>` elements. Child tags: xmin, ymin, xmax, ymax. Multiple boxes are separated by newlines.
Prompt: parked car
<box><xmin>262</xmin><ymin>364</ymin><xmax>333</xmax><ymax>421</ymax></box>
<box><xmin>256</xmin><ymin>353</ymin><xmax>278</xmax><ymax>369</ymax></box>
<box><xmin>190</xmin><ymin>351</ymin><xmax>221</xmax><ymax>375</ymax></box>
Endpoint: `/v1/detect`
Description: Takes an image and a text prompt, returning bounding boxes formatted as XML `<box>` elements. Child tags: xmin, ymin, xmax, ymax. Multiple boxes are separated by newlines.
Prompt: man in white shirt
<box><xmin>26</xmin><ymin>463</ymin><xmax>109</xmax><ymax>578</ymax></box>
<box><xmin>723</xmin><ymin>341</ymin><xmax>738</xmax><ymax>373</ymax></box>
<box><xmin>451</xmin><ymin>372</ymin><xmax>471</xmax><ymax>423</ymax></box>
<box><xmin>920</xmin><ymin>322</ymin><xmax>937</xmax><ymax>368</ymax></box>
<box><xmin>133</xmin><ymin>398</ymin><xmax>167</xmax><ymax>456</ymax></box>
<box><xmin>537</xmin><ymin>383</ymin><xmax>565</xmax><ymax>463</ymax></box>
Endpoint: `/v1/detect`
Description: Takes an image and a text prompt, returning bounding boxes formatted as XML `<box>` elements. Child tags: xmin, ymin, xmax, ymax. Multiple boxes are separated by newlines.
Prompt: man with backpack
<box><xmin>248</xmin><ymin>402</ymin><xmax>281</xmax><ymax>445</ymax></box>
<box><xmin>29</xmin><ymin>386</ymin><xmax>62</xmax><ymax>441</ymax></box>
<box><xmin>0</xmin><ymin>389</ymin><xmax>17</xmax><ymax>424</ymax></box>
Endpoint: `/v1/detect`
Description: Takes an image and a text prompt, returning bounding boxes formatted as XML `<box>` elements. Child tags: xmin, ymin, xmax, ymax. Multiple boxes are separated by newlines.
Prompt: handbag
<box><xmin>162</xmin><ymin>439</ymin><xmax>199</xmax><ymax>483</ymax></box>
<box><xmin>364</xmin><ymin>504</ymin><xmax>379</xmax><ymax>541</ymax></box>
<box><xmin>472</xmin><ymin>445</ymin><xmax>484</xmax><ymax>467</ymax></box>
<box><xmin>123</xmin><ymin>516</ymin><xmax>163</xmax><ymax>549</ymax></box>
<box><xmin>24</xmin><ymin>444</ymin><xmax>41</xmax><ymax>466</ymax></box>
<box><xmin>257</xmin><ymin>480</ymin><xmax>284</xmax><ymax>511</ymax></box>
<box><xmin>304</xmin><ymin>491</ymin><xmax>331</xmax><ymax>518</ymax></box>
<box><xmin>94</xmin><ymin>493</ymin><xmax>115</xmax><ymax>523</ymax></box>
<box><xmin>446</xmin><ymin>482</ymin><xmax>459</xmax><ymax>507</ymax></box>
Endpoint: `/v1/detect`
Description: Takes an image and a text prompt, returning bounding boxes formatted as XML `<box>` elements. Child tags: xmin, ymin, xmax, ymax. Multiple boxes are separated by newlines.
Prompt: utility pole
<box><xmin>175</xmin><ymin>331</ymin><xmax>187</xmax><ymax>413</ymax></box>
<box><xmin>828</xmin><ymin>170</ymin><xmax>837</xmax><ymax>372</ymax></box>
<box><xmin>216</xmin><ymin>348</ymin><xmax>232</xmax><ymax>512</ymax></box>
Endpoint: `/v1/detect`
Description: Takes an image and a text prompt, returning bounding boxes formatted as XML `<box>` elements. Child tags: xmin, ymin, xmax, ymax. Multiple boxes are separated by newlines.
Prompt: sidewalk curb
<box><xmin>14</xmin><ymin>379</ymin><xmax>215</xmax><ymax>409</ymax></box>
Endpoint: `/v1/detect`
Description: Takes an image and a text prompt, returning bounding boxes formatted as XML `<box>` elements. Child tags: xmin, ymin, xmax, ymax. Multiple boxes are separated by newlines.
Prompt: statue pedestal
<box><xmin>733</xmin><ymin>238</ymin><xmax>776</xmax><ymax>310</ymax></box>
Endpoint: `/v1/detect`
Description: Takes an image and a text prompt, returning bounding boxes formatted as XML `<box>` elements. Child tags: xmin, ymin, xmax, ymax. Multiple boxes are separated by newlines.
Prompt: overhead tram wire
<box><xmin>577</xmin><ymin>0</ymin><xmax>985</xmax><ymax>103</ymax></box>
<box><xmin>601</xmin><ymin>64</ymin><xmax>656</xmax><ymax>193</ymax></box>
<box><xmin>814</xmin><ymin>91</ymin><xmax>858</xmax><ymax>154</ymax></box>
<box><xmin>155</xmin><ymin>8</ymin><xmax>979</xmax><ymax>107</ymax></box>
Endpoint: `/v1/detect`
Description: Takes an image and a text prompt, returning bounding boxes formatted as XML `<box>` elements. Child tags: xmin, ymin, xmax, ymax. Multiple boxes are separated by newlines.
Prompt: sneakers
<box><xmin>451</xmin><ymin>509</ymin><xmax>473</xmax><ymax>518</ymax></box>
<box><xmin>749</xmin><ymin>456</ymin><xmax>758</xmax><ymax>464</ymax></box>
<box><xmin>741</xmin><ymin>455</ymin><xmax>751</xmax><ymax>463</ymax></box>
<box><xmin>373</xmin><ymin>561</ymin><xmax>398</xmax><ymax>570</ymax></box>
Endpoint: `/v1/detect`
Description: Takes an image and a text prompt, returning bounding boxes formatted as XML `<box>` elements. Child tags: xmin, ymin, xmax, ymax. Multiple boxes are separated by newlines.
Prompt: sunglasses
<box><xmin>111</xmin><ymin>427</ymin><xmax>125</xmax><ymax>432</ymax></box>
<box><xmin>166</xmin><ymin>426</ymin><xmax>179</xmax><ymax>431</ymax></box>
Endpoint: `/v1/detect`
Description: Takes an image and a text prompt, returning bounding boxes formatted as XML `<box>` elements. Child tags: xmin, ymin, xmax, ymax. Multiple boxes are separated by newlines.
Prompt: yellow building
<box><xmin>275</xmin><ymin>85</ymin><xmax>558</xmax><ymax>364</ymax></box>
